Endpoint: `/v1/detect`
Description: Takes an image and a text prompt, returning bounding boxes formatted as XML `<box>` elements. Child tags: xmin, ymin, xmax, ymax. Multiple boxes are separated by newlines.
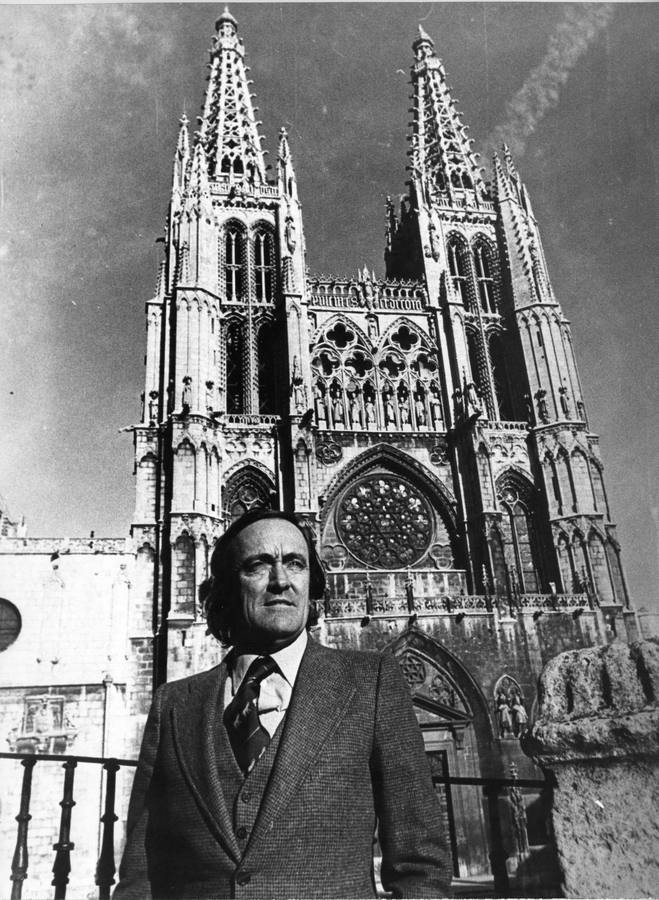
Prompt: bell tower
<box><xmin>130</xmin><ymin>8</ymin><xmax>312</xmax><ymax>685</ymax></box>
<box><xmin>383</xmin><ymin>26</ymin><xmax>630</xmax><ymax>612</ymax></box>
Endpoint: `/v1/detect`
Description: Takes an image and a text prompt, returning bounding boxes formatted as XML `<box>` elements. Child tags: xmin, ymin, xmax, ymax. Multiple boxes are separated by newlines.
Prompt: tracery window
<box><xmin>253</xmin><ymin>229</ymin><xmax>275</xmax><ymax>302</ymax></box>
<box><xmin>497</xmin><ymin>479</ymin><xmax>541</xmax><ymax>593</ymax></box>
<box><xmin>336</xmin><ymin>475</ymin><xmax>433</xmax><ymax>568</ymax></box>
<box><xmin>225</xmin><ymin>227</ymin><xmax>244</xmax><ymax>301</ymax></box>
<box><xmin>473</xmin><ymin>243</ymin><xmax>496</xmax><ymax>313</ymax></box>
<box><xmin>311</xmin><ymin>318</ymin><xmax>443</xmax><ymax>432</ymax></box>
<box><xmin>489</xmin><ymin>333</ymin><xmax>514</xmax><ymax>421</ymax></box>
<box><xmin>224</xmin><ymin>468</ymin><xmax>274</xmax><ymax>522</ymax></box>
<box><xmin>447</xmin><ymin>238</ymin><xmax>469</xmax><ymax>308</ymax></box>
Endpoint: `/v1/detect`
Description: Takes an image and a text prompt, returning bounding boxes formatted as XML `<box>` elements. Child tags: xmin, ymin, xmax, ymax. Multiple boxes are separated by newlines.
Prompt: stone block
<box><xmin>523</xmin><ymin>639</ymin><xmax>659</xmax><ymax>898</ymax></box>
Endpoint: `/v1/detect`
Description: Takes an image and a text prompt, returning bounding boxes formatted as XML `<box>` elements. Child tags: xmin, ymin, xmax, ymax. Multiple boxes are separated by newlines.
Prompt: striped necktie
<box><xmin>224</xmin><ymin>655</ymin><xmax>278</xmax><ymax>775</ymax></box>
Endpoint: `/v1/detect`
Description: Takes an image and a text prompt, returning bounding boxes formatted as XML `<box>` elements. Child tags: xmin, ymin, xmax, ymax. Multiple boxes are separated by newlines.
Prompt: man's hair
<box><xmin>203</xmin><ymin>509</ymin><xmax>326</xmax><ymax>646</ymax></box>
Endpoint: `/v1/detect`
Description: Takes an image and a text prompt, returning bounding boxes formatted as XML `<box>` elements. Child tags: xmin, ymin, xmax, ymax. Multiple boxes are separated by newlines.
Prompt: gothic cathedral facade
<box><xmin>127</xmin><ymin>9</ymin><xmax>638</xmax><ymax>873</ymax></box>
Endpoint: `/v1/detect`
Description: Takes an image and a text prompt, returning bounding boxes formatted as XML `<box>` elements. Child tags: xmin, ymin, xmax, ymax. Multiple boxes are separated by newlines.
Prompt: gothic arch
<box><xmin>251</xmin><ymin>222</ymin><xmax>275</xmax><ymax>303</ymax></box>
<box><xmin>377</xmin><ymin>317</ymin><xmax>432</xmax><ymax>353</ymax></box>
<box><xmin>470</xmin><ymin>235</ymin><xmax>498</xmax><ymax>314</ymax></box>
<box><xmin>495</xmin><ymin>469</ymin><xmax>542</xmax><ymax>593</ymax></box>
<box><xmin>222</xmin><ymin>464</ymin><xmax>275</xmax><ymax>522</ymax></box>
<box><xmin>445</xmin><ymin>231</ymin><xmax>472</xmax><ymax>309</ymax></box>
<box><xmin>222</xmin><ymin>219</ymin><xmax>247</xmax><ymax>303</ymax></box>
<box><xmin>320</xmin><ymin>444</ymin><xmax>460</xmax><ymax>571</ymax></box>
<box><xmin>387</xmin><ymin>629</ymin><xmax>497</xmax><ymax>750</ymax></box>
<box><xmin>587</xmin><ymin>528</ymin><xmax>614</xmax><ymax>603</ymax></box>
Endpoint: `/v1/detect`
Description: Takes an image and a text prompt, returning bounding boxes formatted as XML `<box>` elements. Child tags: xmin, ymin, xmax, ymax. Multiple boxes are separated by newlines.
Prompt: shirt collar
<box><xmin>231</xmin><ymin>630</ymin><xmax>308</xmax><ymax>690</ymax></box>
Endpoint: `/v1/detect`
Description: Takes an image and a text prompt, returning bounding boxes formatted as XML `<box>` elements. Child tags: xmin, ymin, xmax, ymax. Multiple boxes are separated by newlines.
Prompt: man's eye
<box><xmin>285</xmin><ymin>559</ymin><xmax>306</xmax><ymax>572</ymax></box>
<box><xmin>245</xmin><ymin>562</ymin><xmax>269</xmax><ymax>576</ymax></box>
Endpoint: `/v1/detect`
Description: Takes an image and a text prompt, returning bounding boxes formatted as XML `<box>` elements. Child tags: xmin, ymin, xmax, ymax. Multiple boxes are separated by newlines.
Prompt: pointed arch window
<box><xmin>489</xmin><ymin>334</ymin><xmax>514</xmax><ymax>421</ymax></box>
<box><xmin>588</xmin><ymin>532</ymin><xmax>614</xmax><ymax>603</ymax></box>
<box><xmin>254</xmin><ymin>229</ymin><xmax>275</xmax><ymax>302</ymax></box>
<box><xmin>225</xmin><ymin>227</ymin><xmax>244</xmax><ymax>302</ymax></box>
<box><xmin>497</xmin><ymin>480</ymin><xmax>542</xmax><ymax>593</ymax></box>
<box><xmin>257</xmin><ymin>320</ymin><xmax>276</xmax><ymax>413</ymax></box>
<box><xmin>473</xmin><ymin>243</ymin><xmax>496</xmax><ymax>313</ymax></box>
<box><xmin>447</xmin><ymin>239</ymin><xmax>469</xmax><ymax>308</ymax></box>
<box><xmin>226</xmin><ymin>320</ymin><xmax>245</xmax><ymax>413</ymax></box>
<box><xmin>606</xmin><ymin>541</ymin><xmax>626</xmax><ymax>605</ymax></box>
<box><xmin>224</xmin><ymin>467</ymin><xmax>274</xmax><ymax>523</ymax></box>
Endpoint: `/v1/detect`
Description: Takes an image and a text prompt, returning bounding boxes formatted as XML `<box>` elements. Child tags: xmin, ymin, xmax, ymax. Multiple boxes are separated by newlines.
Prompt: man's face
<box><xmin>230</xmin><ymin>518</ymin><xmax>311</xmax><ymax>652</ymax></box>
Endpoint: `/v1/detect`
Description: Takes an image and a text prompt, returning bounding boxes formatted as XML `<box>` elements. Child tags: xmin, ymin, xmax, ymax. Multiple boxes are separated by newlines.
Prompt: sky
<box><xmin>0</xmin><ymin>2</ymin><xmax>657</xmax><ymax>612</ymax></box>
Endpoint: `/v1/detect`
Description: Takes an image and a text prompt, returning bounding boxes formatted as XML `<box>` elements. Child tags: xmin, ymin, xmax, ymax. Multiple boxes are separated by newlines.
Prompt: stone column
<box><xmin>522</xmin><ymin>640</ymin><xmax>659</xmax><ymax>899</ymax></box>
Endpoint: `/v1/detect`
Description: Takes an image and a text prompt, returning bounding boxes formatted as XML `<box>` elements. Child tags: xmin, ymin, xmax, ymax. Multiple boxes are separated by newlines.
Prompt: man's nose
<box><xmin>268</xmin><ymin>561</ymin><xmax>291</xmax><ymax>592</ymax></box>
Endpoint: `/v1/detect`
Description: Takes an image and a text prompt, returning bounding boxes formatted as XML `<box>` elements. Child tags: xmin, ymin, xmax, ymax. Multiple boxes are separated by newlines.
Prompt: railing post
<box><xmin>10</xmin><ymin>756</ymin><xmax>37</xmax><ymax>900</ymax></box>
<box><xmin>52</xmin><ymin>758</ymin><xmax>77</xmax><ymax>900</ymax></box>
<box><xmin>95</xmin><ymin>760</ymin><xmax>120</xmax><ymax>900</ymax></box>
<box><xmin>483</xmin><ymin>782</ymin><xmax>510</xmax><ymax>897</ymax></box>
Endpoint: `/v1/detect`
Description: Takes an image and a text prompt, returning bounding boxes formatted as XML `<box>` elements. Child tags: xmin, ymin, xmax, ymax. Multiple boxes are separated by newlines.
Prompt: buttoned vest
<box><xmin>216</xmin><ymin>713</ymin><xmax>285</xmax><ymax>846</ymax></box>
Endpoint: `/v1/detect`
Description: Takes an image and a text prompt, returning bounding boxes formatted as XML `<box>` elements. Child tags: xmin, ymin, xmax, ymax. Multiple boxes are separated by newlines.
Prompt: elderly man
<box><xmin>116</xmin><ymin>510</ymin><xmax>450</xmax><ymax>899</ymax></box>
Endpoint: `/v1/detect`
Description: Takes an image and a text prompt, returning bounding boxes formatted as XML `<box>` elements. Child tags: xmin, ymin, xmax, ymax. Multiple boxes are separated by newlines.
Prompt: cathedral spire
<box><xmin>409</xmin><ymin>26</ymin><xmax>488</xmax><ymax>206</ymax></box>
<box><xmin>198</xmin><ymin>7</ymin><xmax>268</xmax><ymax>184</ymax></box>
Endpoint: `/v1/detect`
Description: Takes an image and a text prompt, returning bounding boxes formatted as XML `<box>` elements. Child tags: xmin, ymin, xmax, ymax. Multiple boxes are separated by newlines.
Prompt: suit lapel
<box><xmin>246</xmin><ymin>639</ymin><xmax>357</xmax><ymax>853</ymax></box>
<box><xmin>170</xmin><ymin>661</ymin><xmax>242</xmax><ymax>862</ymax></box>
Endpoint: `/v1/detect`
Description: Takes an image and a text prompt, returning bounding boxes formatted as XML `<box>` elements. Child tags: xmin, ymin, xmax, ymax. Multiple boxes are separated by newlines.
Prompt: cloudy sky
<box><xmin>0</xmin><ymin>2</ymin><xmax>657</xmax><ymax>611</ymax></box>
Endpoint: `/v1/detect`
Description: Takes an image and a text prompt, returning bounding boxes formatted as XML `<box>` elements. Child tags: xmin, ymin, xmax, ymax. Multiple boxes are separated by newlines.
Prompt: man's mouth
<box><xmin>264</xmin><ymin>599</ymin><xmax>295</xmax><ymax>606</ymax></box>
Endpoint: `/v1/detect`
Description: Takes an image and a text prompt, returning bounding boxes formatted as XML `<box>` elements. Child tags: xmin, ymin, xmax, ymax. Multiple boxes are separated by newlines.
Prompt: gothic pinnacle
<box><xmin>199</xmin><ymin>6</ymin><xmax>267</xmax><ymax>183</ymax></box>
<box><xmin>408</xmin><ymin>26</ymin><xmax>489</xmax><ymax>205</ymax></box>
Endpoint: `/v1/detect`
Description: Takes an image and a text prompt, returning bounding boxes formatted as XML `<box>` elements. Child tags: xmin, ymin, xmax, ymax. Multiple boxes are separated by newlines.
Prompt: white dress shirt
<box><xmin>224</xmin><ymin>630</ymin><xmax>308</xmax><ymax>737</ymax></box>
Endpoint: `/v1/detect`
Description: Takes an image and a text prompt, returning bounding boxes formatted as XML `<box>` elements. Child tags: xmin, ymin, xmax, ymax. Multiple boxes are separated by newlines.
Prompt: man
<box><xmin>116</xmin><ymin>510</ymin><xmax>451</xmax><ymax>899</ymax></box>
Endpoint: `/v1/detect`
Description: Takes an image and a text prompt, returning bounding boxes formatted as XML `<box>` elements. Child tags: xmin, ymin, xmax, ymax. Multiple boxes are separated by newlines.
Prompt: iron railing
<box><xmin>1</xmin><ymin>752</ymin><xmax>137</xmax><ymax>900</ymax></box>
<box><xmin>1</xmin><ymin>752</ymin><xmax>554</xmax><ymax>899</ymax></box>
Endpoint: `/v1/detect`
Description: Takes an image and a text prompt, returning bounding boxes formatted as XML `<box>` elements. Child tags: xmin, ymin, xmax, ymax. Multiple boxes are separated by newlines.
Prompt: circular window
<box><xmin>336</xmin><ymin>475</ymin><xmax>433</xmax><ymax>568</ymax></box>
<box><xmin>0</xmin><ymin>599</ymin><xmax>21</xmax><ymax>651</ymax></box>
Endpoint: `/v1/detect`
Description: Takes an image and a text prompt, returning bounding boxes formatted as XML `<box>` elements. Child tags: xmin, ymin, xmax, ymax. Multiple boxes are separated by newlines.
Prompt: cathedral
<box><xmin>0</xmin><ymin>7</ymin><xmax>643</xmax><ymax>893</ymax></box>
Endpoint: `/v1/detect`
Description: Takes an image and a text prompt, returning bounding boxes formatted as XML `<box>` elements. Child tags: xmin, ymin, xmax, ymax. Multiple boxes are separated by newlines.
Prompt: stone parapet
<box><xmin>522</xmin><ymin>640</ymin><xmax>659</xmax><ymax>898</ymax></box>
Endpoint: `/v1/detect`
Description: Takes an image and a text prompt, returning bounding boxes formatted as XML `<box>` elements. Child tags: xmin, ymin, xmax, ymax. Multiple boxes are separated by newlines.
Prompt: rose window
<box><xmin>336</xmin><ymin>476</ymin><xmax>433</xmax><ymax>568</ymax></box>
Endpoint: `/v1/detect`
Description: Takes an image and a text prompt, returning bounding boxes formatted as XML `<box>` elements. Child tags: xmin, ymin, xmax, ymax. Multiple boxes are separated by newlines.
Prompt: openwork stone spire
<box><xmin>199</xmin><ymin>7</ymin><xmax>268</xmax><ymax>184</ymax></box>
<box><xmin>410</xmin><ymin>26</ymin><xmax>488</xmax><ymax>205</ymax></box>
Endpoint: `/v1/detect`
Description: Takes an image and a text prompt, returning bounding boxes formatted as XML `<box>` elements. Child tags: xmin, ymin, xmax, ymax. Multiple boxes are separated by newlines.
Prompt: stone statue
<box><xmin>365</xmin><ymin>398</ymin><xmax>376</xmax><ymax>426</ymax></box>
<box><xmin>314</xmin><ymin>384</ymin><xmax>326</xmax><ymax>424</ymax></box>
<box><xmin>511</xmin><ymin>694</ymin><xmax>528</xmax><ymax>736</ymax></box>
<box><xmin>285</xmin><ymin>214</ymin><xmax>297</xmax><ymax>253</ymax></box>
<box><xmin>333</xmin><ymin>394</ymin><xmax>344</xmax><ymax>425</ymax></box>
<box><xmin>536</xmin><ymin>388</ymin><xmax>549</xmax><ymax>423</ymax></box>
<box><xmin>148</xmin><ymin>390</ymin><xmax>159</xmax><ymax>425</ymax></box>
<box><xmin>559</xmin><ymin>386</ymin><xmax>571</xmax><ymax>418</ymax></box>
<box><xmin>465</xmin><ymin>381</ymin><xmax>482</xmax><ymax>415</ymax></box>
<box><xmin>496</xmin><ymin>691</ymin><xmax>513</xmax><ymax>738</ymax></box>
<box><xmin>430</xmin><ymin>388</ymin><xmax>443</xmax><ymax>428</ymax></box>
<box><xmin>349</xmin><ymin>393</ymin><xmax>360</xmax><ymax>428</ymax></box>
<box><xmin>384</xmin><ymin>393</ymin><xmax>396</xmax><ymax>427</ymax></box>
<box><xmin>414</xmin><ymin>395</ymin><xmax>426</xmax><ymax>426</ymax></box>
<box><xmin>182</xmin><ymin>377</ymin><xmax>192</xmax><ymax>413</ymax></box>
<box><xmin>399</xmin><ymin>395</ymin><xmax>410</xmax><ymax>424</ymax></box>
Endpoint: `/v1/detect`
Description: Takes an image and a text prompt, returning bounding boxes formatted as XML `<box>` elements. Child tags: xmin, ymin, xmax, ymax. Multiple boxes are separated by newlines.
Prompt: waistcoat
<box><xmin>216</xmin><ymin>712</ymin><xmax>285</xmax><ymax>848</ymax></box>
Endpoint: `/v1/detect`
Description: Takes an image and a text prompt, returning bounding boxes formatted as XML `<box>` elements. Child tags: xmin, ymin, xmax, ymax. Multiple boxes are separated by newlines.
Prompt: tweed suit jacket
<box><xmin>115</xmin><ymin>638</ymin><xmax>451</xmax><ymax>899</ymax></box>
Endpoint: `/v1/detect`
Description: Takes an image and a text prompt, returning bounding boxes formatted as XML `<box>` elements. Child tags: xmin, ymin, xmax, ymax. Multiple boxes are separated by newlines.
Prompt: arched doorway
<box><xmin>390</xmin><ymin>631</ymin><xmax>495</xmax><ymax>878</ymax></box>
